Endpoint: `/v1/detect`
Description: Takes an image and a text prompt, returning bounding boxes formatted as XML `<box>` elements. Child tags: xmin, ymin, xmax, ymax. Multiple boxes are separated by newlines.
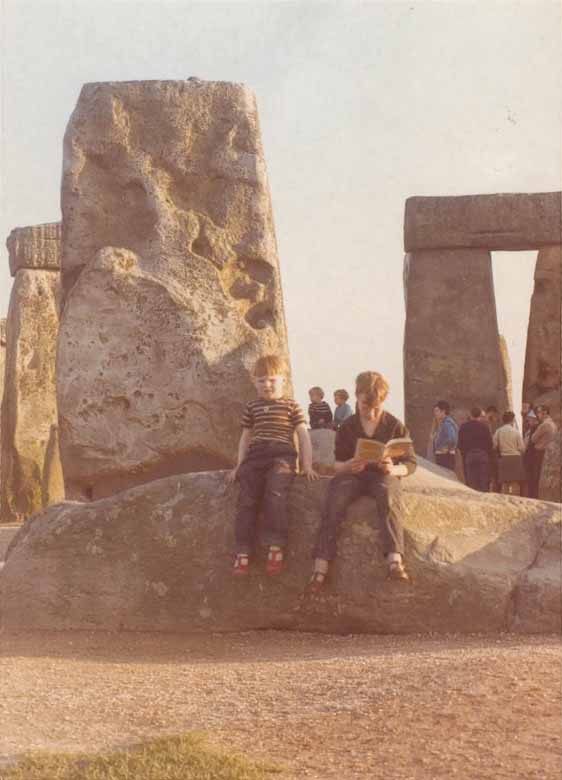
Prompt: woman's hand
<box><xmin>376</xmin><ymin>456</ymin><xmax>394</xmax><ymax>475</ymax></box>
<box><xmin>340</xmin><ymin>457</ymin><xmax>367</xmax><ymax>474</ymax></box>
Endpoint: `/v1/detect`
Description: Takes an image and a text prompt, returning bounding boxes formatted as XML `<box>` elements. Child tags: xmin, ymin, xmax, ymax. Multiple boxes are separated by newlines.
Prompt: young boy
<box><xmin>308</xmin><ymin>386</ymin><xmax>333</xmax><ymax>429</ymax></box>
<box><xmin>228</xmin><ymin>355</ymin><xmax>318</xmax><ymax>576</ymax></box>
<box><xmin>333</xmin><ymin>389</ymin><xmax>353</xmax><ymax>430</ymax></box>
<box><xmin>309</xmin><ymin>370</ymin><xmax>416</xmax><ymax>590</ymax></box>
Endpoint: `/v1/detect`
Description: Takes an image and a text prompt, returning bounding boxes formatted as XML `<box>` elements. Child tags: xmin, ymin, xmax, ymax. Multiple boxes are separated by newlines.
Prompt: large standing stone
<box><xmin>404</xmin><ymin>249</ymin><xmax>509</xmax><ymax>453</ymax></box>
<box><xmin>1</xmin><ymin>224</ymin><xmax>64</xmax><ymax>523</ymax></box>
<box><xmin>58</xmin><ymin>80</ymin><xmax>291</xmax><ymax>500</ymax></box>
<box><xmin>1</xmin><ymin>463</ymin><xmax>559</xmax><ymax>634</ymax></box>
<box><xmin>0</xmin><ymin>320</ymin><xmax>6</xmax><ymax>483</ymax></box>
<box><xmin>404</xmin><ymin>192</ymin><xmax>561</xmax><ymax>252</ymax></box>
<box><xmin>523</xmin><ymin>246</ymin><xmax>561</xmax><ymax>422</ymax></box>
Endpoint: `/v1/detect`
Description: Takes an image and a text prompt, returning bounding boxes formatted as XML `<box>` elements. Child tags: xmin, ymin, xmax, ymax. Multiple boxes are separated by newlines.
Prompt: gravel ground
<box><xmin>0</xmin><ymin>630</ymin><xmax>560</xmax><ymax>779</ymax></box>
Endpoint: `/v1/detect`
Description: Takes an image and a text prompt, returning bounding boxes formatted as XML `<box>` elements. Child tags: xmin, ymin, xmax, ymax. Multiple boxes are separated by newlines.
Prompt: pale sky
<box><xmin>1</xmin><ymin>0</ymin><xmax>560</xmax><ymax>419</ymax></box>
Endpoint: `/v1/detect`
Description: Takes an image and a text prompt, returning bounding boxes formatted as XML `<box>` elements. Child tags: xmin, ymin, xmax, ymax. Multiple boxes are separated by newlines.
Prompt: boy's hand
<box><xmin>226</xmin><ymin>467</ymin><xmax>239</xmax><ymax>484</ymax></box>
<box><xmin>376</xmin><ymin>456</ymin><xmax>394</xmax><ymax>475</ymax></box>
<box><xmin>301</xmin><ymin>466</ymin><xmax>319</xmax><ymax>482</ymax></box>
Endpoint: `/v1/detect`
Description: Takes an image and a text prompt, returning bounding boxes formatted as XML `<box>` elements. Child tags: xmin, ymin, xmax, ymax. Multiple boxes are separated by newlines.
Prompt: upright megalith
<box><xmin>0</xmin><ymin>319</ymin><xmax>6</xmax><ymax>475</ymax></box>
<box><xmin>523</xmin><ymin>245</ymin><xmax>561</xmax><ymax>421</ymax></box>
<box><xmin>58</xmin><ymin>80</ymin><xmax>291</xmax><ymax>500</ymax></box>
<box><xmin>404</xmin><ymin>248</ymin><xmax>509</xmax><ymax>452</ymax></box>
<box><xmin>1</xmin><ymin>223</ymin><xmax>64</xmax><ymax>523</ymax></box>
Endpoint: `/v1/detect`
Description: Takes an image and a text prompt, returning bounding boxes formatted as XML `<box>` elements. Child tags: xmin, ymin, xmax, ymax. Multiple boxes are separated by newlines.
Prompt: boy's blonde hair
<box><xmin>252</xmin><ymin>354</ymin><xmax>287</xmax><ymax>378</ymax></box>
<box><xmin>355</xmin><ymin>371</ymin><xmax>389</xmax><ymax>405</ymax></box>
<box><xmin>308</xmin><ymin>386</ymin><xmax>324</xmax><ymax>398</ymax></box>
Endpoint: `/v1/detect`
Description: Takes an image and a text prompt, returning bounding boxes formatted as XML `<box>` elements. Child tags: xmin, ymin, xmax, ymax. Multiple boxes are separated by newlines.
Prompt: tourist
<box><xmin>432</xmin><ymin>400</ymin><xmax>458</xmax><ymax>471</ymax></box>
<box><xmin>527</xmin><ymin>405</ymin><xmax>557</xmax><ymax>499</ymax></box>
<box><xmin>308</xmin><ymin>370</ymin><xmax>416</xmax><ymax>591</ymax></box>
<box><xmin>523</xmin><ymin>410</ymin><xmax>539</xmax><ymax>496</ymax></box>
<box><xmin>457</xmin><ymin>407</ymin><xmax>494</xmax><ymax>492</ymax></box>
<box><xmin>227</xmin><ymin>355</ymin><xmax>318</xmax><ymax>576</ymax></box>
<box><xmin>308</xmin><ymin>386</ymin><xmax>333</xmax><ymax>429</ymax></box>
<box><xmin>332</xmin><ymin>388</ymin><xmax>353</xmax><ymax>430</ymax></box>
<box><xmin>493</xmin><ymin>412</ymin><xmax>526</xmax><ymax>495</ymax></box>
<box><xmin>485</xmin><ymin>405</ymin><xmax>501</xmax><ymax>435</ymax></box>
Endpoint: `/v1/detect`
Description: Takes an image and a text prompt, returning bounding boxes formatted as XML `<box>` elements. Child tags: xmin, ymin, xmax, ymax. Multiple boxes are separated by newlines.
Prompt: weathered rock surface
<box><xmin>1</xmin><ymin>462</ymin><xmax>559</xmax><ymax>635</ymax></box>
<box><xmin>523</xmin><ymin>246</ymin><xmax>561</xmax><ymax>417</ymax></box>
<box><xmin>403</xmin><ymin>249</ymin><xmax>509</xmax><ymax>453</ymax></box>
<box><xmin>404</xmin><ymin>192</ymin><xmax>561</xmax><ymax>252</ymax></box>
<box><xmin>6</xmin><ymin>222</ymin><xmax>61</xmax><ymax>276</ymax></box>
<box><xmin>58</xmin><ymin>79</ymin><xmax>291</xmax><ymax>500</ymax></box>
<box><xmin>1</xmin><ymin>269</ymin><xmax>64</xmax><ymax>523</ymax></box>
<box><xmin>538</xmin><ymin>433</ymin><xmax>561</xmax><ymax>503</ymax></box>
<box><xmin>0</xmin><ymin>319</ymin><xmax>6</xmax><ymax>477</ymax></box>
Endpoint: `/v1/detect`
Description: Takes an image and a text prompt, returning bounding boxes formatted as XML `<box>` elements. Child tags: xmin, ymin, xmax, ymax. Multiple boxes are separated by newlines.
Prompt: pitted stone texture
<box><xmin>404</xmin><ymin>192</ymin><xmax>561</xmax><ymax>252</ymax></box>
<box><xmin>0</xmin><ymin>319</ymin><xmax>6</xmax><ymax>480</ymax></box>
<box><xmin>1</xmin><ymin>270</ymin><xmax>64</xmax><ymax>522</ymax></box>
<box><xmin>6</xmin><ymin>223</ymin><xmax>61</xmax><ymax>277</ymax></box>
<box><xmin>58</xmin><ymin>80</ymin><xmax>291</xmax><ymax>499</ymax></box>
<box><xmin>523</xmin><ymin>246</ymin><xmax>561</xmax><ymax>415</ymax></box>
<box><xmin>404</xmin><ymin>250</ymin><xmax>509</xmax><ymax>454</ymax></box>
<box><xmin>1</xmin><ymin>462</ymin><xmax>559</xmax><ymax>635</ymax></box>
<box><xmin>538</xmin><ymin>434</ymin><xmax>561</xmax><ymax>504</ymax></box>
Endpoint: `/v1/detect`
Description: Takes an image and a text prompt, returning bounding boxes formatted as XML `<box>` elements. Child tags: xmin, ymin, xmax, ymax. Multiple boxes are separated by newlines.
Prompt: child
<box><xmin>228</xmin><ymin>355</ymin><xmax>318</xmax><ymax>576</ymax></box>
<box><xmin>333</xmin><ymin>389</ymin><xmax>353</xmax><ymax>430</ymax></box>
<box><xmin>309</xmin><ymin>370</ymin><xmax>416</xmax><ymax>591</ymax></box>
<box><xmin>308</xmin><ymin>386</ymin><xmax>333</xmax><ymax>429</ymax></box>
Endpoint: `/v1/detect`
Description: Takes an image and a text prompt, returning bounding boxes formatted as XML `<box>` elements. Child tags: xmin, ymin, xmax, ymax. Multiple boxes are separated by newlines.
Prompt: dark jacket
<box><xmin>458</xmin><ymin>419</ymin><xmax>494</xmax><ymax>457</ymax></box>
<box><xmin>335</xmin><ymin>411</ymin><xmax>417</xmax><ymax>476</ymax></box>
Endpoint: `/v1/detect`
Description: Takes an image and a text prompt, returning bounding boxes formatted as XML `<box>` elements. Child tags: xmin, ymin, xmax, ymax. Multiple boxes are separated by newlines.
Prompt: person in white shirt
<box><xmin>493</xmin><ymin>411</ymin><xmax>526</xmax><ymax>495</ymax></box>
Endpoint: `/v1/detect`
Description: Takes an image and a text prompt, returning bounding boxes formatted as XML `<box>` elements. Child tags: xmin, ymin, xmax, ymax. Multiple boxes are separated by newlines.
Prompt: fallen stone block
<box><xmin>1</xmin><ymin>462</ymin><xmax>559</xmax><ymax>635</ymax></box>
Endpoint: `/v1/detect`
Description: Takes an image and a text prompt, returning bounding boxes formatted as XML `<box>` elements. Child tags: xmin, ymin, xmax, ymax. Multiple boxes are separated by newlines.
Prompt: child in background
<box><xmin>228</xmin><ymin>355</ymin><xmax>318</xmax><ymax>576</ymax></box>
<box><xmin>333</xmin><ymin>389</ymin><xmax>353</xmax><ymax>430</ymax></box>
<box><xmin>308</xmin><ymin>386</ymin><xmax>333</xmax><ymax>429</ymax></box>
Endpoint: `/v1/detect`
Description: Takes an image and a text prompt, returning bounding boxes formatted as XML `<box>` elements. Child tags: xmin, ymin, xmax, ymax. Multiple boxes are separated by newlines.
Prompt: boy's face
<box><xmin>433</xmin><ymin>406</ymin><xmax>445</xmax><ymax>421</ymax></box>
<box><xmin>309</xmin><ymin>390</ymin><xmax>323</xmax><ymax>403</ymax></box>
<box><xmin>254</xmin><ymin>373</ymin><xmax>285</xmax><ymax>400</ymax></box>
<box><xmin>334</xmin><ymin>394</ymin><xmax>345</xmax><ymax>407</ymax></box>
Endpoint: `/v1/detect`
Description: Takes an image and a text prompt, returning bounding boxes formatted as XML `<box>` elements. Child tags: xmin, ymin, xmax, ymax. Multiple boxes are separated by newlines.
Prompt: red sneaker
<box><xmin>232</xmin><ymin>553</ymin><xmax>249</xmax><ymax>577</ymax></box>
<box><xmin>266</xmin><ymin>547</ymin><xmax>284</xmax><ymax>576</ymax></box>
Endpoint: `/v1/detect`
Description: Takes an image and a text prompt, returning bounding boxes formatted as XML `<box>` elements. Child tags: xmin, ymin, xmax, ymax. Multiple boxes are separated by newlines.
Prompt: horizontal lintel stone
<box><xmin>404</xmin><ymin>192</ymin><xmax>561</xmax><ymax>252</ymax></box>
<box><xmin>6</xmin><ymin>222</ymin><xmax>61</xmax><ymax>276</ymax></box>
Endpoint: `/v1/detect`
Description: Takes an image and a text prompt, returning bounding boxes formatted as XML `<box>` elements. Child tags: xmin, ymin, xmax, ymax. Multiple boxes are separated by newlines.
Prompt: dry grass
<box><xmin>0</xmin><ymin>734</ymin><xmax>281</xmax><ymax>780</ymax></box>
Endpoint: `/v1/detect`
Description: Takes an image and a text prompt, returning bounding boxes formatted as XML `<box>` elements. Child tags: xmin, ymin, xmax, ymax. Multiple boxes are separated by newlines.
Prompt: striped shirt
<box><xmin>242</xmin><ymin>398</ymin><xmax>306</xmax><ymax>445</ymax></box>
<box><xmin>309</xmin><ymin>401</ymin><xmax>333</xmax><ymax>429</ymax></box>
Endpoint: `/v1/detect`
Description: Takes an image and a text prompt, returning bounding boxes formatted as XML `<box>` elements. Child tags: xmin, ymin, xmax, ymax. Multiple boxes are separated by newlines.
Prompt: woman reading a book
<box><xmin>308</xmin><ymin>370</ymin><xmax>416</xmax><ymax>590</ymax></box>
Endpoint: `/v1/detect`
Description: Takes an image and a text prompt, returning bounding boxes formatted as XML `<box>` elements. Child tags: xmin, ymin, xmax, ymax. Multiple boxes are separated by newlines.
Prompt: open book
<box><xmin>354</xmin><ymin>437</ymin><xmax>414</xmax><ymax>464</ymax></box>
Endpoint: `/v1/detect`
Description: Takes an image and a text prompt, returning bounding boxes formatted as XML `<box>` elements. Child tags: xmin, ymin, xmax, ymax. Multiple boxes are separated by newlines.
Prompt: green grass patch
<box><xmin>1</xmin><ymin>733</ymin><xmax>283</xmax><ymax>780</ymax></box>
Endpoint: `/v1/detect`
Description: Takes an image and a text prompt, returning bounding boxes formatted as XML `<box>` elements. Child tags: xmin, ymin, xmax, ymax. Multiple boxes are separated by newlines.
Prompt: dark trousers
<box><xmin>464</xmin><ymin>449</ymin><xmax>490</xmax><ymax>492</ymax></box>
<box><xmin>435</xmin><ymin>453</ymin><xmax>456</xmax><ymax>471</ymax></box>
<box><xmin>235</xmin><ymin>441</ymin><xmax>297</xmax><ymax>554</ymax></box>
<box><xmin>314</xmin><ymin>470</ymin><xmax>404</xmax><ymax>561</ymax></box>
<box><xmin>527</xmin><ymin>448</ymin><xmax>545</xmax><ymax>499</ymax></box>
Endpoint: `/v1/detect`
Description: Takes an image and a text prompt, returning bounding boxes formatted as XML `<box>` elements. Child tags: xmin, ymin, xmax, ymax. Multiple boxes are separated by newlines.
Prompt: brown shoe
<box><xmin>388</xmin><ymin>561</ymin><xmax>410</xmax><ymax>581</ymax></box>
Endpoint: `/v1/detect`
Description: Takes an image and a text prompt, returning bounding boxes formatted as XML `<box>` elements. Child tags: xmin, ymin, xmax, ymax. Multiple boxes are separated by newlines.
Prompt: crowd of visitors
<box><xmin>430</xmin><ymin>399</ymin><xmax>557</xmax><ymax>497</ymax></box>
